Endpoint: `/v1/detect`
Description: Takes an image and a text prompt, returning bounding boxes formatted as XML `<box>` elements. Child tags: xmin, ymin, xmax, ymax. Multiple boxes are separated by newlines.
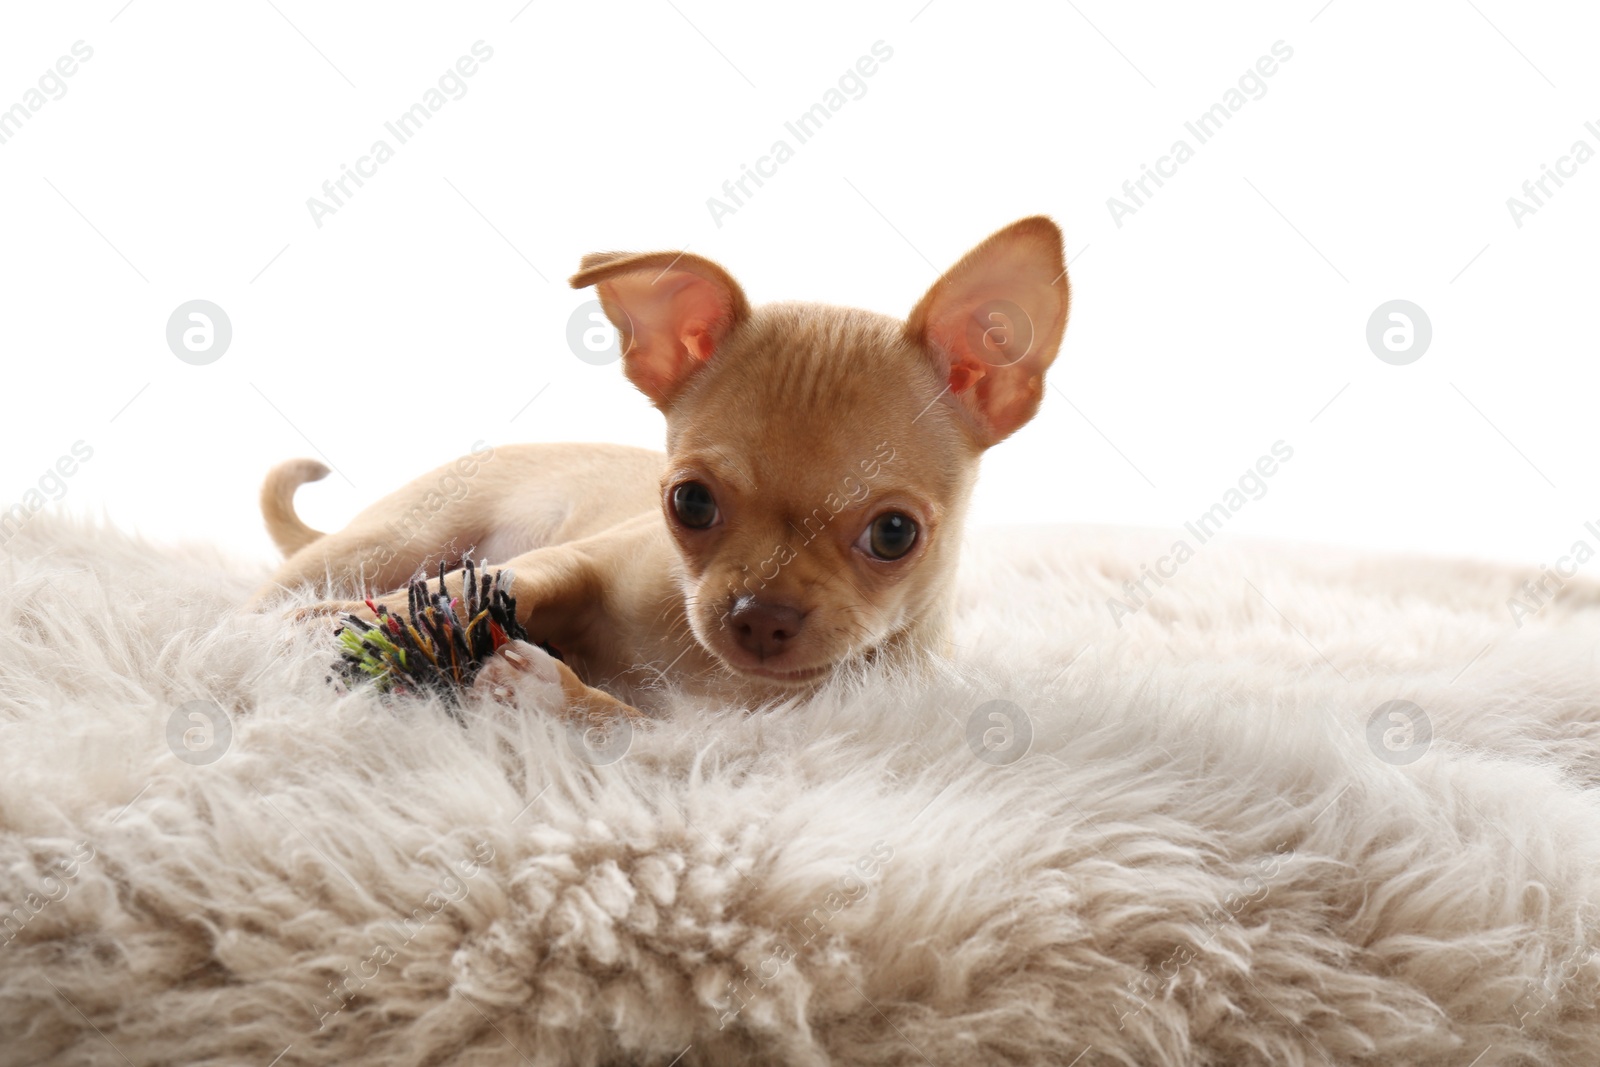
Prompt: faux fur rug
<box><xmin>4</xmin><ymin>515</ymin><xmax>1600</xmax><ymax>1067</ymax></box>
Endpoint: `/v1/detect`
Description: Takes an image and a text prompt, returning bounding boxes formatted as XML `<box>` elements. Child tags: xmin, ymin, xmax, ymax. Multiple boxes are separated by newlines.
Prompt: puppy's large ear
<box><xmin>905</xmin><ymin>217</ymin><xmax>1069</xmax><ymax>447</ymax></box>
<box><xmin>570</xmin><ymin>250</ymin><xmax>750</xmax><ymax>407</ymax></box>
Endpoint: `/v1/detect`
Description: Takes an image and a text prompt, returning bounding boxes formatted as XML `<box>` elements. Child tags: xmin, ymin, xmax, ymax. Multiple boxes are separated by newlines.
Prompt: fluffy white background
<box><xmin>0</xmin><ymin>1</ymin><xmax>1597</xmax><ymax>565</ymax></box>
<box><xmin>3</xmin><ymin>518</ymin><xmax>1600</xmax><ymax>1065</ymax></box>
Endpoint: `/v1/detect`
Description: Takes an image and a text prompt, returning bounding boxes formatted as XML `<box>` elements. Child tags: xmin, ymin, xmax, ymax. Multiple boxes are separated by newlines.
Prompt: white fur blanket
<box><xmin>3</xmin><ymin>516</ymin><xmax>1599</xmax><ymax>1066</ymax></box>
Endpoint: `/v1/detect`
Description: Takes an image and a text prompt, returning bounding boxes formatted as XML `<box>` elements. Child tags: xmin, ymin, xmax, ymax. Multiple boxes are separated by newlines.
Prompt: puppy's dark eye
<box><xmin>671</xmin><ymin>481</ymin><xmax>719</xmax><ymax>529</ymax></box>
<box><xmin>864</xmin><ymin>512</ymin><xmax>917</xmax><ymax>561</ymax></box>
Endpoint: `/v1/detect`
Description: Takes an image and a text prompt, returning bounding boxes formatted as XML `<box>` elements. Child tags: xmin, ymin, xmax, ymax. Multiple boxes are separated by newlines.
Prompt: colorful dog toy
<box><xmin>332</xmin><ymin>560</ymin><xmax>533</xmax><ymax>709</ymax></box>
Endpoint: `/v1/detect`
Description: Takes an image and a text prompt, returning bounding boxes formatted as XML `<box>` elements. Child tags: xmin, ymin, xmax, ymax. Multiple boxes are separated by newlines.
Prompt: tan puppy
<box><xmin>257</xmin><ymin>217</ymin><xmax>1070</xmax><ymax>718</ymax></box>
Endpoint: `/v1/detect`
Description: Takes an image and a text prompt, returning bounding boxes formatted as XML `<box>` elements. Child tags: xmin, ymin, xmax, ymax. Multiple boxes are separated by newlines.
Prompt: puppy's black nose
<box><xmin>728</xmin><ymin>598</ymin><xmax>805</xmax><ymax>659</ymax></box>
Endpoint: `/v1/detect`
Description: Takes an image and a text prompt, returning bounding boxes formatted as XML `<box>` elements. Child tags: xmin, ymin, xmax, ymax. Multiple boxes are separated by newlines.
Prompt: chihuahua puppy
<box><xmin>257</xmin><ymin>217</ymin><xmax>1069</xmax><ymax>719</ymax></box>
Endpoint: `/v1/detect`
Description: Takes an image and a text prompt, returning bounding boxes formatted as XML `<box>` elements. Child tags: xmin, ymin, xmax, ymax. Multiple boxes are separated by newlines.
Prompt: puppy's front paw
<box><xmin>474</xmin><ymin>639</ymin><xmax>565</xmax><ymax>707</ymax></box>
<box><xmin>475</xmin><ymin>639</ymin><xmax>644</xmax><ymax>725</ymax></box>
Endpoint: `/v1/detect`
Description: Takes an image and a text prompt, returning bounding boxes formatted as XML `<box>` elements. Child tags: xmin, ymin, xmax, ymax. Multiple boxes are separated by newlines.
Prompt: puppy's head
<box><xmin>571</xmin><ymin>218</ymin><xmax>1069</xmax><ymax>688</ymax></box>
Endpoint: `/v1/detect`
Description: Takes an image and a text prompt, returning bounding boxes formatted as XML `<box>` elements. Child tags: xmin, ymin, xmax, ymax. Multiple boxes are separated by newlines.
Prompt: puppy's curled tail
<box><xmin>261</xmin><ymin>458</ymin><xmax>330</xmax><ymax>556</ymax></box>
